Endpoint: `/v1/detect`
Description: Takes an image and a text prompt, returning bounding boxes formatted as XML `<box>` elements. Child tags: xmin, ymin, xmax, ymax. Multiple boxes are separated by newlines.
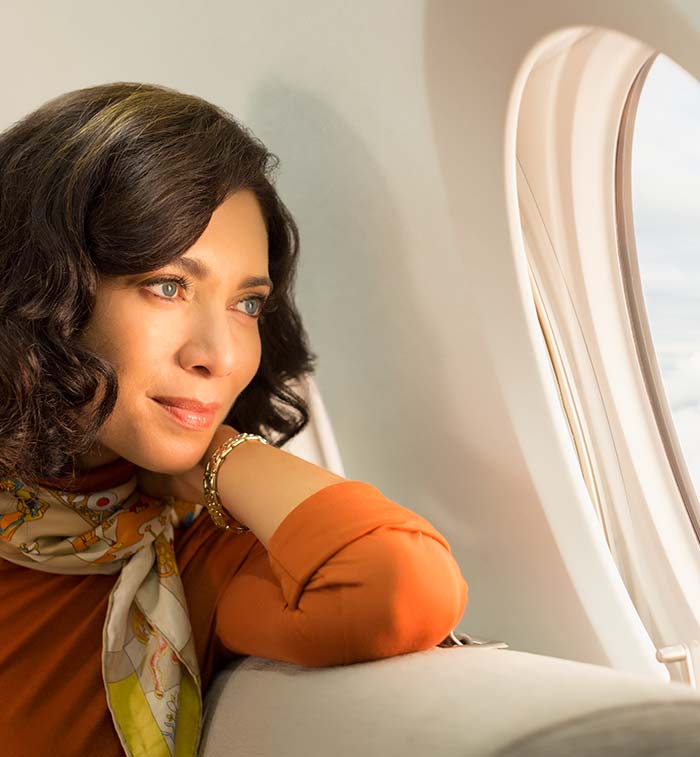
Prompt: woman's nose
<box><xmin>177</xmin><ymin>311</ymin><xmax>243</xmax><ymax>377</ymax></box>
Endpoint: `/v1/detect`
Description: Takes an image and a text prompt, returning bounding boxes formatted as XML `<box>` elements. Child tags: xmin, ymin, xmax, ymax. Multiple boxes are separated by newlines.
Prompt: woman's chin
<box><xmin>139</xmin><ymin>446</ymin><xmax>205</xmax><ymax>476</ymax></box>
<box><xmin>96</xmin><ymin>426</ymin><xmax>212</xmax><ymax>476</ymax></box>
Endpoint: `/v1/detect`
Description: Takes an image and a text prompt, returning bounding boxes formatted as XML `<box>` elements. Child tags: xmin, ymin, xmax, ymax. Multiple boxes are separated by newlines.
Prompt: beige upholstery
<box><xmin>199</xmin><ymin>644</ymin><xmax>700</xmax><ymax>756</ymax></box>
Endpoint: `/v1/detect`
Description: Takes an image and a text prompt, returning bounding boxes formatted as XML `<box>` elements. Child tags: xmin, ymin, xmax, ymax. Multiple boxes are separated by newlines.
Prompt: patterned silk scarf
<box><xmin>0</xmin><ymin>459</ymin><xmax>206</xmax><ymax>757</ymax></box>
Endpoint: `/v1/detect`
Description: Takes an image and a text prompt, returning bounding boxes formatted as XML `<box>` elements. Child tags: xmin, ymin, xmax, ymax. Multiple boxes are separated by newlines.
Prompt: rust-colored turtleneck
<box><xmin>0</xmin><ymin>459</ymin><xmax>468</xmax><ymax>756</ymax></box>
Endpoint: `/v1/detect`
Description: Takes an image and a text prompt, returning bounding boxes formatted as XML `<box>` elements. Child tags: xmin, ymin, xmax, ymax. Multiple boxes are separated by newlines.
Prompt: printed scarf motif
<box><xmin>0</xmin><ymin>472</ymin><xmax>206</xmax><ymax>757</ymax></box>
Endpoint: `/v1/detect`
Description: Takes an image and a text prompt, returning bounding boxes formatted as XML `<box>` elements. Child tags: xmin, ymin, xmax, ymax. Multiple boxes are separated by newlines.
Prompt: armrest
<box><xmin>199</xmin><ymin>645</ymin><xmax>700</xmax><ymax>756</ymax></box>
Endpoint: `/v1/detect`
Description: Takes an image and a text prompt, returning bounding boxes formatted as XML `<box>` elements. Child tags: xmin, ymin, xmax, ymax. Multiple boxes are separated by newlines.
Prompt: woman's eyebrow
<box><xmin>169</xmin><ymin>256</ymin><xmax>274</xmax><ymax>292</ymax></box>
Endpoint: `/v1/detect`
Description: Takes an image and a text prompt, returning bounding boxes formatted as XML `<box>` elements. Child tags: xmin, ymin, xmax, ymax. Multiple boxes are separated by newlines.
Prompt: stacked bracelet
<box><xmin>202</xmin><ymin>432</ymin><xmax>269</xmax><ymax>532</ymax></box>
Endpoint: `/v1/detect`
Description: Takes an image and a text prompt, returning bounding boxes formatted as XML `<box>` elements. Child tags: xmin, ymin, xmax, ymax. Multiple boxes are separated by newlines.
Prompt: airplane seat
<box><xmin>200</xmin><ymin>374</ymin><xmax>700</xmax><ymax>756</ymax></box>
<box><xmin>200</xmin><ymin>643</ymin><xmax>700</xmax><ymax>756</ymax></box>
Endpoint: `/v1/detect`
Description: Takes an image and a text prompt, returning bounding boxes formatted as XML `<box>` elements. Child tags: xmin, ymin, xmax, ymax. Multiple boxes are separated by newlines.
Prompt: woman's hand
<box><xmin>135</xmin><ymin>424</ymin><xmax>240</xmax><ymax>503</ymax></box>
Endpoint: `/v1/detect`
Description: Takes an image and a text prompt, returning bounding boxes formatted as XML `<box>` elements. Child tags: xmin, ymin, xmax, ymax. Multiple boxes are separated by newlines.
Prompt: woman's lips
<box><xmin>152</xmin><ymin>398</ymin><xmax>215</xmax><ymax>430</ymax></box>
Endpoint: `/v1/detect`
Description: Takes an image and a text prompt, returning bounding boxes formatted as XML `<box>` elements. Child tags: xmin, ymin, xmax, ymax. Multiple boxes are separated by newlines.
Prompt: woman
<box><xmin>0</xmin><ymin>81</ymin><xmax>468</xmax><ymax>757</ymax></box>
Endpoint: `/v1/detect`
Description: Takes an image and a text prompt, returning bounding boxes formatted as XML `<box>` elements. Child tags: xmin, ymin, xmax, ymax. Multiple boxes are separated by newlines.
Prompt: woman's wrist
<box><xmin>202</xmin><ymin>431</ymin><xmax>267</xmax><ymax>532</ymax></box>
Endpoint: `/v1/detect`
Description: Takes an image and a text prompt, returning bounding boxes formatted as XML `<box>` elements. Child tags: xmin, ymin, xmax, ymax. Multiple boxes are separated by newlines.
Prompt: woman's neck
<box><xmin>32</xmin><ymin>444</ymin><xmax>133</xmax><ymax>493</ymax></box>
<box><xmin>75</xmin><ymin>443</ymin><xmax>122</xmax><ymax>473</ymax></box>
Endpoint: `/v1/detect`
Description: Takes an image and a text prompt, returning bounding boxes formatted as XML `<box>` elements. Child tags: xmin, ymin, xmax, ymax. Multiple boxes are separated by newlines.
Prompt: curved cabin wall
<box><xmin>2</xmin><ymin>0</ymin><xmax>700</xmax><ymax>678</ymax></box>
<box><xmin>425</xmin><ymin>1</ymin><xmax>700</xmax><ymax>680</ymax></box>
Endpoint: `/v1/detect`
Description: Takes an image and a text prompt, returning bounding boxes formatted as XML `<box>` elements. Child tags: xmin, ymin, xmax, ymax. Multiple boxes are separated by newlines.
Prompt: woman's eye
<box><xmin>154</xmin><ymin>281</ymin><xmax>179</xmax><ymax>298</ymax></box>
<box><xmin>143</xmin><ymin>275</ymin><xmax>191</xmax><ymax>300</ymax></box>
<box><xmin>237</xmin><ymin>295</ymin><xmax>268</xmax><ymax>319</ymax></box>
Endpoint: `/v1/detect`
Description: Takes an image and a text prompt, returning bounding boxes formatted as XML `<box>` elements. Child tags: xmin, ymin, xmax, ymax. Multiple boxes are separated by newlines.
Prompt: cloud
<box><xmin>662</xmin><ymin>350</ymin><xmax>700</xmax><ymax>411</ymax></box>
<box><xmin>664</xmin><ymin>403</ymin><xmax>700</xmax><ymax>497</ymax></box>
<box><xmin>651</xmin><ymin>349</ymin><xmax>700</xmax><ymax>497</ymax></box>
<box><xmin>631</xmin><ymin>54</ymin><xmax>700</xmax><ymax>230</ymax></box>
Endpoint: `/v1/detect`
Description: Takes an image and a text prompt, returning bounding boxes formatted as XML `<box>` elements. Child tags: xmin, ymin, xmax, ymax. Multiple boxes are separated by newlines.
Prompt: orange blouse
<box><xmin>0</xmin><ymin>467</ymin><xmax>468</xmax><ymax>756</ymax></box>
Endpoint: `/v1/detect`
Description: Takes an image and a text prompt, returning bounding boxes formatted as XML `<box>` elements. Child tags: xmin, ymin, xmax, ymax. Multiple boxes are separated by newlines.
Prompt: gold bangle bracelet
<box><xmin>202</xmin><ymin>432</ymin><xmax>269</xmax><ymax>532</ymax></box>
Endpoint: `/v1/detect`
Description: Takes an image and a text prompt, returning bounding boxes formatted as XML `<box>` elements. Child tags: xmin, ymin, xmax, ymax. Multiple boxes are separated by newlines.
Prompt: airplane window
<box><xmin>631</xmin><ymin>54</ymin><xmax>700</xmax><ymax>495</ymax></box>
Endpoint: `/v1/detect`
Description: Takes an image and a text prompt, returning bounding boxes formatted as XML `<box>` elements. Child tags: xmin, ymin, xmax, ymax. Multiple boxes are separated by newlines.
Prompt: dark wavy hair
<box><xmin>0</xmin><ymin>81</ymin><xmax>318</xmax><ymax>489</ymax></box>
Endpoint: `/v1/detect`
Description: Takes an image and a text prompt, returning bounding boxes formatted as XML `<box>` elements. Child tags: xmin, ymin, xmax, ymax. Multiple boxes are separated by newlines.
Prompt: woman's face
<box><xmin>77</xmin><ymin>188</ymin><xmax>272</xmax><ymax>474</ymax></box>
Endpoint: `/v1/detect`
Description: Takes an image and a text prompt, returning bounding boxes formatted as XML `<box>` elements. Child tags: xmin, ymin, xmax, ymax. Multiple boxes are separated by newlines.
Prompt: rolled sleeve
<box><xmin>215</xmin><ymin>480</ymin><xmax>469</xmax><ymax>667</ymax></box>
